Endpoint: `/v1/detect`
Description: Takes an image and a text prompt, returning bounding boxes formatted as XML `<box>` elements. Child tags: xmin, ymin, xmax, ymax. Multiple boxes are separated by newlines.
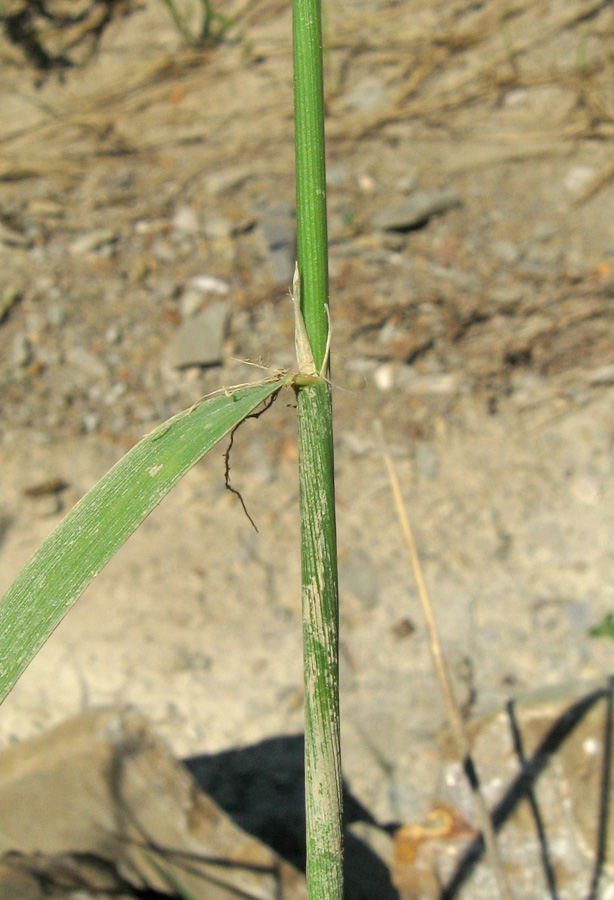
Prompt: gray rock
<box><xmin>586</xmin><ymin>363</ymin><xmax>614</xmax><ymax>386</ymax></box>
<box><xmin>104</xmin><ymin>324</ymin><xmax>121</xmax><ymax>345</ymax></box>
<box><xmin>82</xmin><ymin>412</ymin><xmax>101</xmax><ymax>434</ymax></box>
<box><xmin>179</xmin><ymin>287</ymin><xmax>204</xmax><ymax>319</ymax></box>
<box><xmin>11</xmin><ymin>333</ymin><xmax>32</xmax><ymax>368</ymax></box>
<box><xmin>260</xmin><ymin>202</ymin><xmax>296</xmax><ymax>284</ymax></box>
<box><xmin>373</xmin><ymin>188</ymin><xmax>462</xmax><ymax>231</ymax></box>
<box><xmin>44</xmin><ymin>303</ymin><xmax>66</xmax><ymax>328</ymax></box>
<box><xmin>202</xmin><ymin>216</ymin><xmax>233</xmax><ymax>240</ymax></box>
<box><xmin>432</xmin><ymin>680</ymin><xmax>614</xmax><ymax>900</ymax></box>
<box><xmin>345</xmin><ymin>77</ymin><xmax>387</xmax><ymax>112</ymax></box>
<box><xmin>171</xmin><ymin>204</ymin><xmax>200</xmax><ymax>234</ymax></box>
<box><xmin>189</xmin><ymin>274</ymin><xmax>230</xmax><ymax>296</ymax></box>
<box><xmin>563</xmin><ymin>165</ymin><xmax>595</xmax><ymax>195</ymax></box>
<box><xmin>205</xmin><ymin>165</ymin><xmax>251</xmax><ymax>196</ymax></box>
<box><xmin>414</xmin><ymin>443</ymin><xmax>440</xmax><ymax>479</ymax></box>
<box><xmin>151</xmin><ymin>238</ymin><xmax>177</xmax><ymax>263</ymax></box>
<box><xmin>0</xmin><ymin>284</ymin><xmax>22</xmax><ymax>323</ymax></box>
<box><xmin>0</xmin><ymin>709</ymin><xmax>307</xmax><ymax>900</ymax></box>
<box><xmin>164</xmin><ymin>300</ymin><xmax>230</xmax><ymax>368</ymax></box>
<box><xmin>69</xmin><ymin>229</ymin><xmax>118</xmax><ymax>256</ymax></box>
<box><xmin>65</xmin><ymin>346</ymin><xmax>108</xmax><ymax>380</ymax></box>
<box><xmin>492</xmin><ymin>240</ymin><xmax>521</xmax><ymax>265</ymax></box>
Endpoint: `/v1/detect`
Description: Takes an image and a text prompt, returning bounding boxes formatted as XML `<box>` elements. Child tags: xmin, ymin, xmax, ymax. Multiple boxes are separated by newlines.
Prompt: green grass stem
<box><xmin>292</xmin><ymin>2</ymin><xmax>343</xmax><ymax>899</ymax></box>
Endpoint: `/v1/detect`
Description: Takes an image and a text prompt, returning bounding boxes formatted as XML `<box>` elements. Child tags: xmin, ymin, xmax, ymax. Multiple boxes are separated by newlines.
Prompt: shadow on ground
<box><xmin>185</xmin><ymin>734</ymin><xmax>398</xmax><ymax>900</ymax></box>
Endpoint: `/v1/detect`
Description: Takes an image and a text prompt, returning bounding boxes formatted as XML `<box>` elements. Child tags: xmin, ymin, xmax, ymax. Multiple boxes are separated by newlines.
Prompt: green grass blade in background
<box><xmin>0</xmin><ymin>378</ymin><xmax>289</xmax><ymax>707</ymax></box>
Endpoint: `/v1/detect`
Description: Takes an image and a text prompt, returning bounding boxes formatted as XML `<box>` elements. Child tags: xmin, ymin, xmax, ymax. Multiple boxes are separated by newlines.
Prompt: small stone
<box><xmin>202</xmin><ymin>216</ymin><xmax>233</xmax><ymax>240</ymax></box>
<box><xmin>260</xmin><ymin>202</ymin><xmax>296</xmax><ymax>284</ymax></box>
<box><xmin>0</xmin><ymin>284</ymin><xmax>22</xmax><ymax>323</ymax></box>
<box><xmin>82</xmin><ymin>412</ymin><xmax>101</xmax><ymax>433</ymax></box>
<box><xmin>188</xmin><ymin>275</ymin><xmax>230</xmax><ymax>296</ymax></box>
<box><xmin>105</xmin><ymin>325</ymin><xmax>121</xmax><ymax>344</ymax></box>
<box><xmin>104</xmin><ymin>382</ymin><xmax>127</xmax><ymax>405</ymax></box>
<box><xmin>571</xmin><ymin>475</ymin><xmax>599</xmax><ymax>505</ymax></box>
<box><xmin>172</xmin><ymin>205</ymin><xmax>200</xmax><ymax>234</ymax></box>
<box><xmin>69</xmin><ymin>228</ymin><xmax>118</xmax><ymax>256</ymax></box>
<box><xmin>358</xmin><ymin>174</ymin><xmax>376</xmax><ymax>193</ymax></box>
<box><xmin>45</xmin><ymin>304</ymin><xmax>66</xmax><ymax>328</ymax></box>
<box><xmin>326</xmin><ymin>163</ymin><xmax>350</xmax><ymax>187</ymax></box>
<box><xmin>403</xmin><ymin>372</ymin><xmax>460</xmax><ymax>395</ymax></box>
<box><xmin>373</xmin><ymin>188</ymin><xmax>462</xmax><ymax>231</ymax></box>
<box><xmin>11</xmin><ymin>333</ymin><xmax>32</xmax><ymax>367</ymax></box>
<box><xmin>28</xmin><ymin>199</ymin><xmax>64</xmax><ymax>218</ymax></box>
<box><xmin>164</xmin><ymin>300</ymin><xmax>230</xmax><ymax>369</ymax></box>
<box><xmin>586</xmin><ymin>363</ymin><xmax>614</xmax><ymax>386</ymax></box>
<box><xmin>491</xmin><ymin>240</ymin><xmax>521</xmax><ymax>264</ymax></box>
<box><xmin>563</xmin><ymin>165</ymin><xmax>595</xmax><ymax>194</ymax></box>
<box><xmin>414</xmin><ymin>442</ymin><xmax>440</xmax><ymax>479</ymax></box>
<box><xmin>205</xmin><ymin>166</ymin><xmax>251</xmax><ymax>196</ymax></box>
<box><xmin>397</xmin><ymin>170</ymin><xmax>418</xmax><ymax>193</ymax></box>
<box><xmin>179</xmin><ymin>288</ymin><xmax>204</xmax><ymax>319</ymax></box>
<box><xmin>345</xmin><ymin>77</ymin><xmax>387</xmax><ymax>112</ymax></box>
<box><xmin>151</xmin><ymin>239</ymin><xmax>177</xmax><ymax>263</ymax></box>
<box><xmin>504</xmin><ymin>88</ymin><xmax>527</xmax><ymax>106</ymax></box>
<box><xmin>374</xmin><ymin>363</ymin><xmax>395</xmax><ymax>391</ymax></box>
<box><xmin>66</xmin><ymin>346</ymin><xmax>108</xmax><ymax>379</ymax></box>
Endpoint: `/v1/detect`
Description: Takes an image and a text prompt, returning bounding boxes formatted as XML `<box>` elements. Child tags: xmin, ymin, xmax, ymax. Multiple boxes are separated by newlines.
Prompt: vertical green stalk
<box><xmin>292</xmin><ymin>2</ymin><xmax>343</xmax><ymax>900</ymax></box>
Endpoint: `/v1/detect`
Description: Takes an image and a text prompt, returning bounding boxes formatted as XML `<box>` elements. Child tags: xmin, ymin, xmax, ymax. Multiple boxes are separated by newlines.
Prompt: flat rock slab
<box><xmin>372</xmin><ymin>189</ymin><xmax>462</xmax><ymax>232</ymax></box>
<box><xmin>391</xmin><ymin>679</ymin><xmax>614</xmax><ymax>900</ymax></box>
<box><xmin>0</xmin><ymin>708</ymin><xmax>307</xmax><ymax>900</ymax></box>
<box><xmin>164</xmin><ymin>300</ymin><xmax>230</xmax><ymax>369</ymax></box>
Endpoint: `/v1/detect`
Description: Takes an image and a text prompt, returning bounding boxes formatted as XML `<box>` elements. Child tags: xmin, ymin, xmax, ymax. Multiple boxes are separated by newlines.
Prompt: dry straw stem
<box><xmin>376</xmin><ymin>422</ymin><xmax>516</xmax><ymax>900</ymax></box>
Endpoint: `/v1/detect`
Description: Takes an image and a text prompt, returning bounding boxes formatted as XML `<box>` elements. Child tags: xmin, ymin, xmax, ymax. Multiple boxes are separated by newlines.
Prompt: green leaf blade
<box><xmin>0</xmin><ymin>378</ymin><xmax>289</xmax><ymax>705</ymax></box>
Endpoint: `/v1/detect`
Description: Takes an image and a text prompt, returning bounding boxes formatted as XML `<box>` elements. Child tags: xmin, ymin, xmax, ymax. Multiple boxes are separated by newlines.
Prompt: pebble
<box><xmin>491</xmin><ymin>240</ymin><xmax>521</xmax><ymax>265</ymax></box>
<box><xmin>172</xmin><ymin>205</ymin><xmax>200</xmax><ymax>234</ymax></box>
<box><xmin>189</xmin><ymin>275</ymin><xmax>230</xmax><ymax>296</ymax></box>
<box><xmin>401</xmin><ymin>371</ymin><xmax>460</xmax><ymax>395</ymax></box>
<box><xmin>397</xmin><ymin>170</ymin><xmax>418</xmax><ymax>193</ymax></box>
<box><xmin>105</xmin><ymin>325</ymin><xmax>121</xmax><ymax>345</ymax></box>
<box><xmin>27</xmin><ymin>199</ymin><xmax>64</xmax><ymax>219</ymax></box>
<box><xmin>374</xmin><ymin>363</ymin><xmax>395</xmax><ymax>391</ymax></box>
<box><xmin>586</xmin><ymin>363</ymin><xmax>614</xmax><ymax>386</ymax></box>
<box><xmin>82</xmin><ymin>412</ymin><xmax>101</xmax><ymax>434</ymax></box>
<box><xmin>179</xmin><ymin>288</ymin><xmax>204</xmax><ymax>319</ymax></box>
<box><xmin>151</xmin><ymin>239</ymin><xmax>177</xmax><ymax>264</ymax></box>
<box><xmin>373</xmin><ymin>188</ymin><xmax>462</xmax><ymax>231</ymax></box>
<box><xmin>571</xmin><ymin>474</ymin><xmax>599</xmax><ymax>505</ymax></box>
<box><xmin>344</xmin><ymin>76</ymin><xmax>387</xmax><ymax>112</ymax></box>
<box><xmin>104</xmin><ymin>382</ymin><xmax>127</xmax><ymax>406</ymax></box>
<box><xmin>164</xmin><ymin>300</ymin><xmax>230</xmax><ymax>369</ymax></box>
<box><xmin>563</xmin><ymin>165</ymin><xmax>595</xmax><ymax>194</ymax></box>
<box><xmin>414</xmin><ymin>442</ymin><xmax>440</xmax><ymax>479</ymax></box>
<box><xmin>45</xmin><ymin>304</ymin><xmax>66</xmax><ymax>328</ymax></box>
<box><xmin>202</xmin><ymin>216</ymin><xmax>233</xmax><ymax>241</ymax></box>
<box><xmin>260</xmin><ymin>202</ymin><xmax>296</xmax><ymax>284</ymax></box>
<box><xmin>326</xmin><ymin>163</ymin><xmax>350</xmax><ymax>187</ymax></box>
<box><xmin>65</xmin><ymin>346</ymin><xmax>108</xmax><ymax>380</ymax></box>
<box><xmin>0</xmin><ymin>284</ymin><xmax>22</xmax><ymax>323</ymax></box>
<box><xmin>11</xmin><ymin>333</ymin><xmax>32</xmax><ymax>368</ymax></box>
<box><xmin>69</xmin><ymin>228</ymin><xmax>118</xmax><ymax>256</ymax></box>
<box><xmin>205</xmin><ymin>166</ymin><xmax>251</xmax><ymax>196</ymax></box>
